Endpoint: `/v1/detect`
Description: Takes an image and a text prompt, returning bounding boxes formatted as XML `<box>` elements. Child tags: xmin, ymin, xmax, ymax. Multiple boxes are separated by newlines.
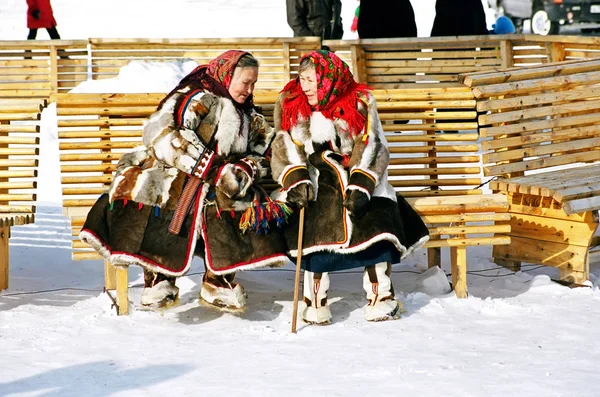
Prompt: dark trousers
<box><xmin>27</xmin><ymin>26</ymin><xmax>61</xmax><ymax>40</ymax></box>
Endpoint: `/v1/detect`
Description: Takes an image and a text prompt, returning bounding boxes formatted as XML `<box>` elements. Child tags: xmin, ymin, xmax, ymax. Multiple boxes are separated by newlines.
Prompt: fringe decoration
<box><xmin>238</xmin><ymin>194</ymin><xmax>293</xmax><ymax>234</ymax></box>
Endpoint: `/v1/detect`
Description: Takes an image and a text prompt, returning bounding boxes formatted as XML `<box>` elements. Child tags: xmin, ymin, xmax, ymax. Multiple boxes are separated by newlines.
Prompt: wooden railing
<box><xmin>2</xmin><ymin>35</ymin><xmax>600</xmax><ymax>99</ymax></box>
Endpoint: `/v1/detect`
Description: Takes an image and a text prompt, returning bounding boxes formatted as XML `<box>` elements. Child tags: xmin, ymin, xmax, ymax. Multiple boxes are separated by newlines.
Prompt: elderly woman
<box><xmin>271</xmin><ymin>50</ymin><xmax>429</xmax><ymax>324</ymax></box>
<box><xmin>81</xmin><ymin>50</ymin><xmax>289</xmax><ymax>310</ymax></box>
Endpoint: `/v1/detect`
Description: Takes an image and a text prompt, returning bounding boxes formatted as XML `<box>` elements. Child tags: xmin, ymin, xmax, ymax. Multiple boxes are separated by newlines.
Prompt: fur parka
<box><xmin>270</xmin><ymin>91</ymin><xmax>429</xmax><ymax>268</ymax></box>
<box><xmin>80</xmin><ymin>87</ymin><xmax>289</xmax><ymax>277</ymax></box>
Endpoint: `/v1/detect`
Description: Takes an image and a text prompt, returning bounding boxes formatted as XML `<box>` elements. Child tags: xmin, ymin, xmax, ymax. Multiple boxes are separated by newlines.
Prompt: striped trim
<box><xmin>175</xmin><ymin>89</ymin><xmax>204</xmax><ymax>127</ymax></box>
<box><xmin>168</xmin><ymin>176</ymin><xmax>202</xmax><ymax>235</ymax></box>
<box><xmin>350</xmin><ymin>168</ymin><xmax>377</xmax><ymax>185</ymax></box>
<box><xmin>281</xmin><ymin>165</ymin><xmax>309</xmax><ymax>189</ymax></box>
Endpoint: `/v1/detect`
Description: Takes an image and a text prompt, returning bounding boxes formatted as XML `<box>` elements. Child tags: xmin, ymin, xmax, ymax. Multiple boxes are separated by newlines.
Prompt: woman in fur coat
<box><xmin>271</xmin><ymin>50</ymin><xmax>429</xmax><ymax>324</ymax></box>
<box><xmin>81</xmin><ymin>50</ymin><xmax>290</xmax><ymax>310</ymax></box>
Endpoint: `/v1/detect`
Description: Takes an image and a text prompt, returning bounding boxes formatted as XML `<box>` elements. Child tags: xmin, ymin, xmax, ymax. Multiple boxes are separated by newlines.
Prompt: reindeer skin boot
<box><xmin>200</xmin><ymin>270</ymin><xmax>247</xmax><ymax>310</ymax></box>
<box><xmin>363</xmin><ymin>262</ymin><xmax>401</xmax><ymax>322</ymax></box>
<box><xmin>140</xmin><ymin>269</ymin><xmax>179</xmax><ymax>309</ymax></box>
<box><xmin>301</xmin><ymin>271</ymin><xmax>332</xmax><ymax>325</ymax></box>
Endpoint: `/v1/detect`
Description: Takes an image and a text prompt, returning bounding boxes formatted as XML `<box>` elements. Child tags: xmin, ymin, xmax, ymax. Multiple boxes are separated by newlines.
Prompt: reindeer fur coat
<box><xmin>271</xmin><ymin>91</ymin><xmax>429</xmax><ymax>270</ymax></box>
<box><xmin>80</xmin><ymin>87</ymin><xmax>289</xmax><ymax>277</ymax></box>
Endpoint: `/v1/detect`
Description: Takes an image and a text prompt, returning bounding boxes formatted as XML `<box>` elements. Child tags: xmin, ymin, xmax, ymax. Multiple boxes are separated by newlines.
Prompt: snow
<box><xmin>2</xmin><ymin>1</ymin><xmax>600</xmax><ymax>396</ymax></box>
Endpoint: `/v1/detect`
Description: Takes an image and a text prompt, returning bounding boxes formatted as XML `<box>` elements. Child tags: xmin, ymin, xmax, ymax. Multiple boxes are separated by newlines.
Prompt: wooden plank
<box><xmin>421</xmin><ymin>213</ymin><xmax>511</xmax><ymax>223</ymax></box>
<box><xmin>484</xmin><ymin>136</ymin><xmax>600</xmax><ymax>164</ymax></box>
<box><xmin>396</xmin><ymin>189</ymin><xmax>482</xmax><ymax>197</ymax></box>
<box><xmin>408</xmin><ymin>194</ymin><xmax>508</xmax><ymax>214</ymax></box>
<box><xmin>493</xmin><ymin>235</ymin><xmax>589</xmax><ymax>270</ymax></box>
<box><xmin>480</xmin><ymin>98</ymin><xmax>600</xmax><ymax>125</ymax></box>
<box><xmin>428</xmin><ymin>224</ymin><xmax>510</xmax><ymax>236</ymax></box>
<box><xmin>563</xmin><ymin>196</ymin><xmax>600</xmax><ymax>215</ymax></box>
<box><xmin>482</xmin><ymin>124</ymin><xmax>600</xmax><ymax>151</ymax></box>
<box><xmin>463</xmin><ymin>57</ymin><xmax>600</xmax><ymax>86</ymax></box>
<box><xmin>389</xmin><ymin>156</ymin><xmax>480</xmax><ymax>165</ymax></box>
<box><xmin>480</xmin><ymin>112</ymin><xmax>600</xmax><ymax>137</ymax></box>
<box><xmin>472</xmin><ymin>71</ymin><xmax>600</xmax><ymax>99</ymax></box>
<box><xmin>485</xmin><ymin>150</ymin><xmax>600</xmax><ymax>176</ymax></box>
<box><xmin>424</xmin><ymin>236</ymin><xmax>510</xmax><ymax>248</ymax></box>
<box><xmin>387</xmin><ymin>167</ymin><xmax>481</xmax><ymax>176</ymax></box>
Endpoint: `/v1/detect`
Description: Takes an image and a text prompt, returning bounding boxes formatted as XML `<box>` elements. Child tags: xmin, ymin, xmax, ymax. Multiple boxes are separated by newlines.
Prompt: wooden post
<box><xmin>282</xmin><ymin>42</ymin><xmax>291</xmax><ymax>81</ymax></box>
<box><xmin>116</xmin><ymin>266</ymin><xmax>129</xmax><ymax>315</ymax></box>
<box><xmin>0</xmin><ymin>226</ymin><xmax>9</xmax><ymax>290</ymax></box>
<box><xmin>104</xmin><ymin>260</ymin><xmax>117</xmax><ymax>290</ymax></box>
<box><xmin>426</xmin><ymin>116</ymin><xmax>441</xmax><ymax>269</ymax></box>
<box><xmin>351</xmin><ymin>45</ymin><xmax>367</xmax><ymax>84</ymax></box>
<box><xmin>50</xmin><ymin>45</ymin><xmax>59</xmax><ymax>97</ymax></box>
<box><xmin>548</xmin><ymin>42</ymin><xmax>566</xmax><ymax>63</ymax></box>
<box><xmin>450</xmin><ymin>245</ymin><xmax>468</xmax><ymax>298</ymax></box>
<box><xmin>500</xmin><ymin>40</ymin><xmax>514</xmax><ymax>69</ymax></box>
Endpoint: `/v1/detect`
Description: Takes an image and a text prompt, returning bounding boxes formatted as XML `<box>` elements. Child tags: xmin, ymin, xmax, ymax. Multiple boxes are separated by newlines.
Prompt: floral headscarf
<box><xmin>280</xmin><ymin>50</ymin><xmax>371</xmax><ymax>136</ymax></box>
<box><xmin>206</xmin><ymin>50</ymin><xmax>248</xmax><ymax>89</ymax></box>
<box><xmin>158</xmin><ymin>50</ymin><xmax>254</xmax><ymax>112</ymax></box>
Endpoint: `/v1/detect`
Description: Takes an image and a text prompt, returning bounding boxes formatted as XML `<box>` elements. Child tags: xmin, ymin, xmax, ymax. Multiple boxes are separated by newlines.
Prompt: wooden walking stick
<box><xmin>291</xmin><ymin>207</ymin><xmax>305</xmax><ymax>334</ymax></box>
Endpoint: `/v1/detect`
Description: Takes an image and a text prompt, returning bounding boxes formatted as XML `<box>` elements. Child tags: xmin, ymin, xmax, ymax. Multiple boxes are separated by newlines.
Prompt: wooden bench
<box><xmin>372</xmin><ymin>87</ymin><xmax>510</xmax><ymax>298</ymax></box>
<box><xmin>460</xmin><ymin>57</ymin><xmax>600</xmax><ymax>284</ymax></box>
<box><xmin>0</xmin><ymin>98</ymin><xmax>44</xmax><ymax>290</ymax></box>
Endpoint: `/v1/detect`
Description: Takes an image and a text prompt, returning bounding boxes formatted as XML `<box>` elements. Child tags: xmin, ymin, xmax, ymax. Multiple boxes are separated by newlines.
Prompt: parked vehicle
<box><xmin>487</xmin><ymin>0</ymin><xmax>600</xmax><ymax>35</ymax></box>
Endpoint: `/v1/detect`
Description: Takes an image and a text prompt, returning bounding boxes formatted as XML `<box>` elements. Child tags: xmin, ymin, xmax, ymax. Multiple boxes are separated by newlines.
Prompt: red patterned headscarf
<box><xmin>280</xmin><ymin>50</ymin><xmax>371</xmax><ymax>136</ymax></box>
<box><xmin>158</xmin><ymin>50</ymin><xmax>254</xmax><ymax>112</ymax></box>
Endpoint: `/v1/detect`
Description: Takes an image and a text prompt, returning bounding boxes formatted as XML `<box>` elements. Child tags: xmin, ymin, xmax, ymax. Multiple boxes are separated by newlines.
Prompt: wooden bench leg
<box><xmin>0</xmin><ymin>226</ymin><xmax>9</xmax><ymax>291</ymax></box>
<box><xmin>116</xmin><ymin>266</ymin><xmax>129</xmax><ymax>315</ymax></box>
<box><xmin>451</xmin><ymin>246</ymin><xmax>468</xmax><ymax>298</ymax></box>
<box><xmin>427</xmin><ymin>247</ymin><xmax>441</xmax><ymax>269</ymax></box>
<box><xmin>104</xmin><ymin>260</ymin><xmax>129</xmax><ymax>315</ymax></box>
<box><xmin>104</xmin><ymin>260</ymin><xmax>117</xmax><ymax>290</ymax></box>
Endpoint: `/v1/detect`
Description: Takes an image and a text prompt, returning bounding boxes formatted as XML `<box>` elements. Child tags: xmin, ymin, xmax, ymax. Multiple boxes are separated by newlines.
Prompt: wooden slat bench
<box><xmin>372</xmin><ymin>87</ymin><xmax>510</xmax><ymax>298</ymax></box>
<box><xmin>460</xmin><ymin>58</ymin><xmax>600</xmax><ymax>284</ymax></box>
<box><xmin>0</xmin><ymin>98</ymin><xmax>44</xmax><ymax>290</ymax></box>
<box><xmin>57</xmin><ymin>87</ymin><xmax>511</xmax><ymax>315</ymax></box>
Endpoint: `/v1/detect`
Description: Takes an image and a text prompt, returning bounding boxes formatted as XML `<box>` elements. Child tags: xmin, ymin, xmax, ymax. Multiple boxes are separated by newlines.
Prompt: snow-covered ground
<box><xmin>1</xmin><ymin>1</ymin><xmax>600</xmax><ymax>397</ymax></box>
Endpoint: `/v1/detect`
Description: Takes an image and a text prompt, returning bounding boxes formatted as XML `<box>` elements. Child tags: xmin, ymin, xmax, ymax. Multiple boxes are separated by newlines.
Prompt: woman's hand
<box><xmin>343</xmin><ymin>189</ymin><xmax>369</xmax><ymax>218</ymax></box>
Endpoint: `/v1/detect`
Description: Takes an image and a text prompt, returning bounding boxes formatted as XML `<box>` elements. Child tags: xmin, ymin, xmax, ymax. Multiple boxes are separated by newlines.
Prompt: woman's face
<box><xmin>299</xmin><ymin>67</ymin><xmax>318</xmax><ymax>106</ymax></box>
<box><xmin>228</xmin><ymin>66</ymin><xmax>258</xmax><ymax>104</ymax></box>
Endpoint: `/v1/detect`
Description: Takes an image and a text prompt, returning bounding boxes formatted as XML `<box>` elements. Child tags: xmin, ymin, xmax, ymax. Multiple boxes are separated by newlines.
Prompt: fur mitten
<box><xmin>343</xmin><ymin>189</ymin><xmax>369</xmax><ymax>218</ymax></box>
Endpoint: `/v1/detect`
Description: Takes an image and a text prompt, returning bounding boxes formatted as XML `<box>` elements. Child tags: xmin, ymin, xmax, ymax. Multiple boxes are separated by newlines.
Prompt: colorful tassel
<box><xmin>123</xmin><ymin>199</ymin><xmax>128</xmax><ymax>207</ymax></box>
<box><xmin>109</xmin><ymin>202</ymin><xmax>114</xmax><ymax>211</ymax></box>
<box><xmin>155</xmin><ymin>206</ymin><xmax>160</xmax><ymax>217</ymax></box>
<box><xmin>238</xmin><ymin>195</ymin><xmax>293</xmax><ymax>234</ymax></box>
<box><xmin>138</xmin><ymin>203</ymin><xmax>143</xmax><ymax>210</ymax></box>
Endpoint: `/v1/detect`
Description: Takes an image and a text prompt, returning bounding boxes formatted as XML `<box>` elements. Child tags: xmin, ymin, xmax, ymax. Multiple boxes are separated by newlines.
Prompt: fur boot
<box><xmin>301</xmin><ymin>271</ymin><xmax>332</xmax><ymax>325</ymax></box>
<box><xmin>140</xmin><ymin>269</ymin><xmax>179</xmax><ymax>308</ymax></box>
<box><xmin>363</xmin><ymin>262</ymin><xmax>401</xmax><ymax>322</ymax></box>
<box><xmin>200</xmin><ymin>270</ymin><xmax>247</xmax><ymax>310</ymax></box>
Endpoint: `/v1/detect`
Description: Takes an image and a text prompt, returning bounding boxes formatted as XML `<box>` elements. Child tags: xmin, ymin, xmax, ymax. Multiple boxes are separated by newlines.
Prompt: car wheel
<box><xmin>531</xmin><ymin>7</ymin><xmax>559</xmax><ymax>35</ymax></box>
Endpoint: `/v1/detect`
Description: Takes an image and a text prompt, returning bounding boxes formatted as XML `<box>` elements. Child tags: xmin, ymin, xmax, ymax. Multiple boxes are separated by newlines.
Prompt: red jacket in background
<box><xmin>26</xmin><ymin>0</ymin><xmax>57</xmax><ymax>29</ymax></box>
